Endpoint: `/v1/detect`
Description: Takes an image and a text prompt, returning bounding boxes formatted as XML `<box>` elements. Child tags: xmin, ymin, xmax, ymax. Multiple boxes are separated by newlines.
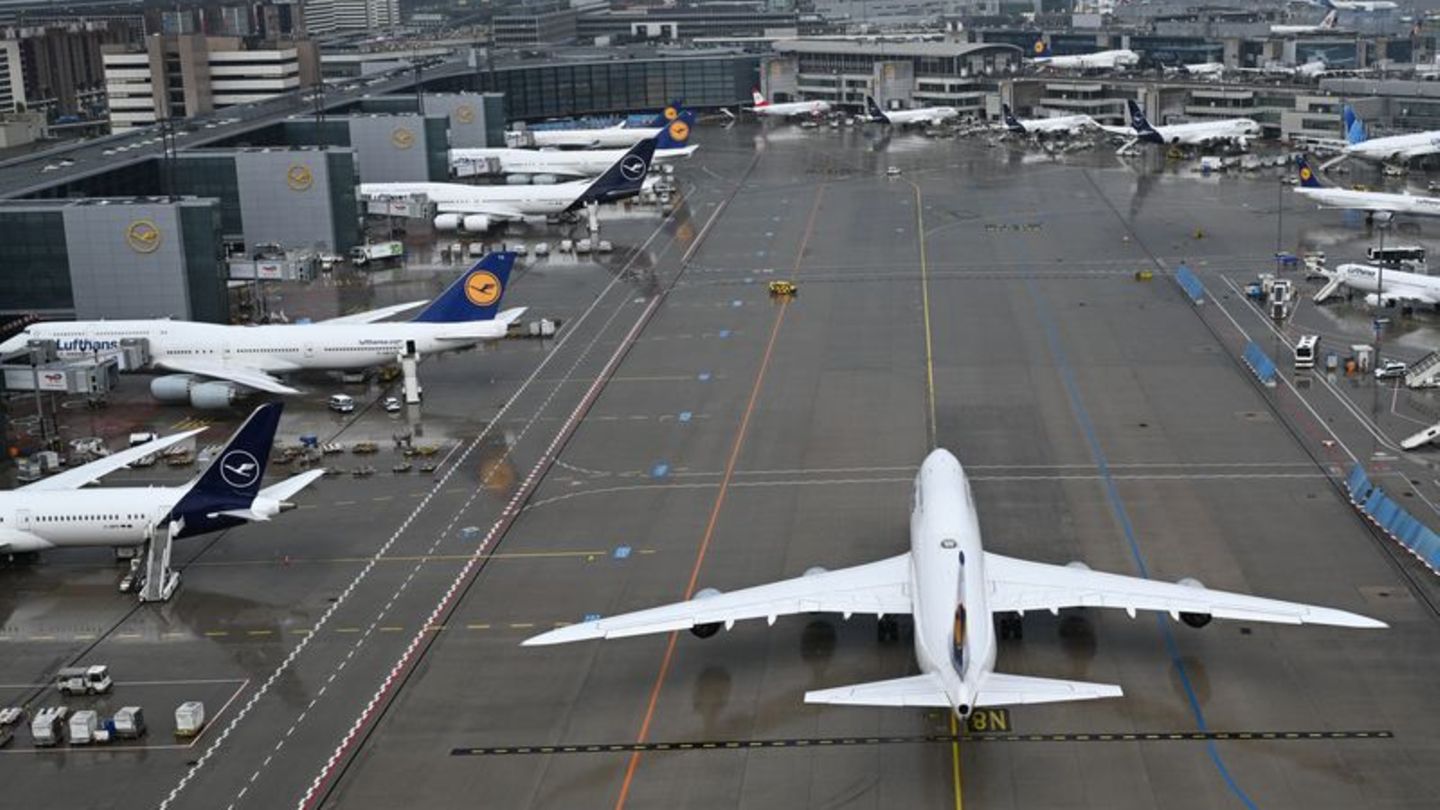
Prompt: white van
<box><xmin>327</xmin><ymin>394</ymin><xmax>356</xmax><ymax>413</ymax></box>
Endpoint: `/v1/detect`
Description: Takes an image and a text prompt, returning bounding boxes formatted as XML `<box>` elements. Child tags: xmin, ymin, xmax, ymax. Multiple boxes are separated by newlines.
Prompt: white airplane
<box><xmin>865</xmin><ymin>96</ymin><xmax>959</xmax><ymax>127</ymax></box>
<box><xmin>1341</xmin><ymin>105</ymin><xmax>1440</xmax><ymax>164</ymax></box>
<box><xmin>452</xmin><ymin>112</ymin><xmax>695</xmax><ymax>179</ymax></box>
<box><xmin>1319</xmin><ymin>263</ymin><xmax>1440</xmax><ymax>308</ymax></box>
<box><xmin>1323</xmin><ymin>0</ymin><xmax>1396</xmax><ymax>11</ymax></box>
<box><xmin>1293</xmin><ymin>155</ymin><xmax>1440</xmax><ymax>221</ymax></box>
<box><xmin>1179</xmin><ymin>62</ymin><xmax>1226</xmax><ymax>79</ymax></box>
<box><xmin>1000</xmin><ymin>104</ymin><xmax>1097</xmax><ymax>136</ymax></box>
<box><xmin>1107</xmin><ymin>100</ymin><xmax>1261</xmax><ymax>150</ymax></box>
<box><xmin>1029</xmin><ymin>40</ymin><xmax>1140</xmax><ymax>71</ymax></box>
<box><xmin>0</xmin><ymin>402</ymin><xmax>322</xmax><ymax>555</ymax></box>
<box><xmin>526</xmin><ymin>449</ymin><xmax>1382</xmax><ymax>717</ymax></box>
<box><xmin>0</xmin><ymin>253</ymin><xmax>524</xmax><ymax>407</ymax></box>
<box><xmin>364</xmin><ymin>137</ymin><xmax>656</xmax><ymax>234</ymax></box>
<box><xmin>514</xmin><ymin>104</ymin><xmax>687</xmax><ymax>149</ymax></box>
<box><xmin>747</xmin><ymin>89</ymin><xmax>831</xmax><ymax>118</ymax></box>
<box><xmin>1272</xmin><ymin>9</ymin><xmax>1339</xmax><ymax>34</ymax></box>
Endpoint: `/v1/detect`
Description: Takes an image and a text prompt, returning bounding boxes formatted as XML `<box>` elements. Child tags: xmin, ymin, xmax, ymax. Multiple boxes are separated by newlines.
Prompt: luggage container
<box><xmin>113</xmin><ymin>706</ymin><xmax>146</xmax><ymax>739</ymax></box>
<box><xmin>175</xmin><ymin>701</ymin><xmax>206</xmax><ymax>737</ymax></box>
<box><xmin>30</xmin><ymin>707</ymin><xmax>68</xmax><ymax>747</ymax></box>
<box><xmin>68</xmin><ymin>710</ymin><xmax>99</xmax><ymax>744</ymax></box>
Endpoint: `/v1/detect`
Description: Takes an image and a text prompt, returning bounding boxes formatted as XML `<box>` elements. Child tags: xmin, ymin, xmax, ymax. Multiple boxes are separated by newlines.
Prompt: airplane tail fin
<box><xmin>645</xmin><ymin>101</ymin><xmax>685</xmax><ymax>128</ymax></box>
<box><xmin>571</xmin><ymin>137</ymin><xmax>657</xmax><ymax>210</ymax></box>
<box><xmin>973</xmin><ymin>672</ymin><xmax>1123</xmax><ymax>707</ymax></box>
<box><xmin>865</xmin><ymin>95</ymin><xmax>889</xmax><ymax>122</ymax></box>
<box><xmin>804</xmin><ymin>673</ymin><xmax>951</xmax><ymax>708</ymax></box>
<box><xmin>656</xmin><ymin>109</ymin><xmax>696</xmax><ymax>150</ymax></box>
<box><xmin>1321</xmin><ymin>9</ymin><xmax>1339</xmax><ymax>28</ymax></box>
<box><xmin>1001</xmin><ymin>103</ymin><xmax>1024</xmax><ymax>132</ymax></box>
<box><xmin>1344</xmin><ymin>105</ymin><xmax>1367</xmax><ymax>145</ymax></box>
<box><xmin>1127</xmin><ymin>99</ymin><xmax>1158</xmax><ymax>134</ymax></box>
<box><xmin>411</xmin><ymin>252</ymin><xmax>517</xmax><ymax>323</ymax></box>
<box><xmin>751</xmin><ymin>87</ymin><xmax>767</xmax><ymax>107</ymax></box>
<box><xmin>168</xmin><ymin>402</ymin><xmax>283</xmax><ymax>524</ymax></box>
<box><xmin>1296</xmin><ymin>155</ymin><xmax>1324</xmax><ymax>188</ymax></box>
<box><xmin>1030</xmin><ymin>38</ymin><xmax>1052</xmax><ymax>58</ymax></box>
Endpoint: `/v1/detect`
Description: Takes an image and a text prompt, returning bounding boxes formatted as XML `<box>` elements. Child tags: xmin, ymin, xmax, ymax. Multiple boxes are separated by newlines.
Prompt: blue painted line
<box><xmin>1026</xmin><ymin>280</ymin><xmax>1261</xmax><ymax>810</ymax></box>
<box><xmin>651</xmin><ymin>462</ymin><xmax>670</xmax><ymax>479</ymax></box>
<box><xmin>718</xmin><ymin>329</ymin><xmax>731</xmax><ymax>339</ymax></box>
<box><xmin>583</xmin><ymin>613</ymin><xmax>601</xmax><ymax>622</ymax></box>
<box><xmin>678</xmin><ymin>411</ymin><xmax>692</xmax><ymax>423</ymax></box>
<box><xmin>613</xmin><ymin>545</ymin><xmax>632</xmax><ymax>560</ymax></box>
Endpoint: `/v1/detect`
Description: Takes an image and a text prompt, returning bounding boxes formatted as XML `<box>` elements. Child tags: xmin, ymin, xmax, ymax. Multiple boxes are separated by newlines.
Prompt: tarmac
<box><xmin>3</xmin><ymin>121</ymin><xmax>1440</xmax><ymax>810</ymax></box>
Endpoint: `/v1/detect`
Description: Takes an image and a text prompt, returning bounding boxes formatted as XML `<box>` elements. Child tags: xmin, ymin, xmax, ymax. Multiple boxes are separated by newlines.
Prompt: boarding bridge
<box><xmin>138</xmin><ymin>519</ymin><xmax>180</xmax><ymax>602</ymax></box>
<box><xmin>1402</xmin><ymin>422</ymin><xmax>1440</xmax><ymax>450</ymax></box>
<box><xmin>1405</xmin><ymin>349</ymin><xmax>1440</xmax><ymax>389</ymax></box>
<box><xmin>1313</xmin><ymin>276</ymin><xmax>1344</xmax><ymax>303</ymax></box>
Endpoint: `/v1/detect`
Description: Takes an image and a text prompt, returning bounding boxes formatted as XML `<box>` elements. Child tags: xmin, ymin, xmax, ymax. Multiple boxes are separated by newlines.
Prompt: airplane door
<box><xmin>17</xmin><ymin>509</ymin><xmax>31</xmax><ymax>530</ymax></box>
<box><xmin>304</xmin><ymin>342</ymin><xmax>315</xmax><ymax>359</ymax></box>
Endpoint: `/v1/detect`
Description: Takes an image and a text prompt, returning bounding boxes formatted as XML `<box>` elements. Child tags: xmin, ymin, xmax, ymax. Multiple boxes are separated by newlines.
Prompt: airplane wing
<box><xmin>805</xmin><ymin>673</ymin><xmax>950</xmax><ymax>708</ymax></box>
<box><xmin>20</xmin><ymin>428</ymin><xmax>208</xmax><ymax>491</ymax></box>
<box><xmin>524</xmin><ymin>553</ymin><xmax>914</xmax><ymax>645</ymax></box>
<box><xmin>322</xmin><ymin>301</ymin><xmax>427</xmax><ymax>325</ymax></box>
<box><xmin>1397</xmin><ymin>144</ymin><xmax>1440</xmax><ymax>161</ymax></box>
<box><xmin>435</xmin><ymin>202</ymin><xmax>527</xmax><ymax>220</ymax></box>
<box><xmin>155</xmin><ymin>358</ymin><xmax>300</xmax><ymax>395</ymax></box>
<box><xmin>984</xmin><ymin>552</ymin><xmax>1384</xmax><ymax>628</ymax></box>
<box><xmin>974</xmin><ymin>672</ymin><xmax>1123</xmax><ymax>707</ymax></box>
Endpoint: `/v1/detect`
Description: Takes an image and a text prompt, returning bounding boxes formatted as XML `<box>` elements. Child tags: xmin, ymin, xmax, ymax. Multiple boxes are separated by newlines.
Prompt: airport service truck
<box><xmin>349</xmin><ymin>241</ymin><xmax>403</xmax><ymax>268</ymax></box>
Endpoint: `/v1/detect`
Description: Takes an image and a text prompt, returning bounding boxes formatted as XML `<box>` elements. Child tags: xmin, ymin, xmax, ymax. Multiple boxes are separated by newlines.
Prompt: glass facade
<box><xmin>179</xmin><ymin>201</ymin><xmax>229</xmax><ymax>324</ymax></box>
<box><xmin>476</xmin><ymin>56</ymin><xmax>760</xmax><ymax>120</ymax></box>
<box><xmin>173</xmin><ymin>154</ymin><xmax>242</xmax><ymax>238</ymax></box>
<box><xmin>0</xmin><ymin>208</ymin><xmax>71</xmax><ymax>313</ymax></box>
<box><xmin>327</xmin><ymin>151</ymin><xmax>359</xmax><ymax>253</ymax></box>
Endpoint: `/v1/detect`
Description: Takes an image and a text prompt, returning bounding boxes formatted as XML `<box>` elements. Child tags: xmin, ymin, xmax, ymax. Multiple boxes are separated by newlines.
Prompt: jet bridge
<box><xmin>1405</xmin><ymin>349</ymin><xmax>1440</xmax><ymax>389</ymax></box>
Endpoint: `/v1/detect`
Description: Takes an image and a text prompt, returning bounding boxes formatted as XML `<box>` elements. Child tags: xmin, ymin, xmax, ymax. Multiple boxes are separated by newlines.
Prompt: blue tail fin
<box><xmin>647</xmin><ymin>101</ymin><xmax>685</xmax><ymax>128</ymax></box>
<box><xmin>1348</xmin><ymin>118</ymin><xmax>1367</xmax><ymax>144</ymax></box>
<box><xmin>1001</xmin><ymin>104</ymin><xmax>1024</xmax><ymax>133</ymax></box>
<box><xmin>865</xmin><ymin>95</ymin><xmax>889</xmax><ymax>122</ymax></box>
<box><xmin>169</xmin><ymin>402</ymin><xmax>282</xmax><ymax>527</ymax></box>
<box><xmin>1342</xmin><ymin>103</ymin><xmax>1356</xmax><ymax>133</ymax></box>
<box><xmin>1296</xmin><ymin>155</ymin><xmax>1323</xmax><ymax>188</ymax></box>
<box><xmin>570</xmin><ymin>137</ymin><xmax>656</xmax><ymax>210</ymax></box>
<box><xmin>411</xmin><ymin>252</ymin><xmax>517</xmax><ymax>324</ymax></box>
<box><xmin>1031</xmin><ymin>38</ymin><xmax>1052</xmax><ymax>58</ymax></box>
<box><xmin>656</xmin><ymin>109</ymin><xmax>696</xmax><ymax>150</ymax></box>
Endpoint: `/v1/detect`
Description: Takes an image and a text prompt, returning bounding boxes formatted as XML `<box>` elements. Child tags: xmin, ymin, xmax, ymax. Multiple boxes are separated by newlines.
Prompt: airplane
<box><xmin>747</xmin><ymin>89</ymin><xmax>831</xmax><ymax>119</ymax></box>
<box><xmin>1272</xmin><ymin>9</ymin><xmax>1340</xmax><ymax>34</ymax></box>
<box><xmin>1029</xmin><ymin>40</ymin><xmax>1140</xmax><ymax>72</ymax></box>
<box><xmin>1107</xmin><ymin>100</ymin><xmax>1261</xmax><ymax>150</ymax></box>
<box><xmin>517</xmin><ymin>103</ymin><xmax>688</xmax><ymax>149</ymax></box>
<box><xmin>1339</xmin><ymin>105</ymin><xmax>1440</xmax><ymax>164</ymax></box>
<box><xmin>865</xmin><ymin>96</ymin><xmax>959</xmax><ymax>127</ymax></box>
<box><xmin>1317</xmin><ymin>262</ymin><xmax>1440</xmax><ymax>308</ymax></box>
<box><xmin>1176</xmin><ymin>62</ymin><xmax>1226</xmax><ymax>79</ymax></box>
<box><xmin>1322</xmin><ymin>0</ymin><xmax>1397</xmax><ymax>11</ymax></box>
<box><xmin>1293</xmin><ymin>155</ymin><xmax>1440</xmax><ymax>222</ymax></box>
<box><xmin>451</xmin><ymin>110</ymin><xmax>696</xmax><ymax>179</ymax></box>
<box><xmin>363</xmin><ymin>137</ymin><xmax>657</xmax><ymax>234</ymax></box>
<box><xmin>0</xmin><ymin>253</ymin><xmax>524</xmax><ymax>408</ymax></box>
<box><xmin>525</xmin><ymin>448</ymin><xmax>1383</xmax><ymax>717</ymax></box>
<box><xmin>0</xmin><ymin>402</ymin><xmax>322</xmax><ymax>555</ymax></box>
<box><xmin>1000</xmin><ymin>104</ymin><xmax>1097</xmax><ymax>137</ymax></box>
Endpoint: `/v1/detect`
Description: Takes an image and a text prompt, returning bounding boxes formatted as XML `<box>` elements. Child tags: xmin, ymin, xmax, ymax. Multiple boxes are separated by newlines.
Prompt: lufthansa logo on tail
<box><xmin>668</xmin><ymin>120</ymin><xmax>690</xmax><ymax>142</ymax></box>
<box><xmin>219</xmin><ymin>449</ymin><xmax>261</xmax><ymax>490</ymax></box>
<box><xmin>464</xmin><ymin>270</ymin><xmax>502</xmax><ymax>307</ymax></box>
<box><xmin>620</xmin><ymin>154</ymin><xmax>647</xmax><ymax>181</ymax></box>
<box><xmin>1300</xmin><ymin>167</ymin><xmax>1313</xmax><ymax>181</ymax></box>
<box><xmin>1033</xmin><ymin>40</ymin><xmax>1046</xmax><ymax>54</ymax></box>
<box><xmin>663</xmin><ymin>106</ymin><xmax>678</xmax><ymax>121</ymax></box>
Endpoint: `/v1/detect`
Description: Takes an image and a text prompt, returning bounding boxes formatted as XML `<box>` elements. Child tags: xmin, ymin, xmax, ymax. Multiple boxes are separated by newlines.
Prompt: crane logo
<box><xmin>1033</xmin><ymin>40</ymin><xmax>1046</xmax><ymax>55</ymax></box>
<box><xmin>391</xmin><ymin>127</ymin><xmax>415</xmax><ymax>149</ymax></box>
<box><xmin>464</xmin><ymin>270</ymin><xmax>502</xmax><ymax>307</ymax></box>
<box><xmin>287</xmin><ymin>164</ymin><xmax>314</xmax><ymax>191</ymax></box>
<box><xmin>219</xmin><ymin>449</ymin><xmax>261</xmax><ymax>489</ymax></box>
<box><xmin>1299</xmin><ymin>165</ymin><xmax>1313</xmax><ymax>183</ymax></box>
<box><xmin>663</xmin><ymin>106</ymin><xmax>678</xmax><ymax>121</ymax></box>
<box><xmin>620</xmin><ymin>154</ymin><xmax>647</xmax><ymax>181</ymax></box>
<box><xmin>668</xmin><ymin>120</ymin><xmax>690</xmax><ymax>142</ymax></box>
<box><xmin>125</xmin><ymin>219</ymin><xmax>162</xmax><ymax>253</ymax></box>
<box><xmin>455</xmin><ymin>104</ymin><xmax>475</xmax><ymax>124</ymax></box>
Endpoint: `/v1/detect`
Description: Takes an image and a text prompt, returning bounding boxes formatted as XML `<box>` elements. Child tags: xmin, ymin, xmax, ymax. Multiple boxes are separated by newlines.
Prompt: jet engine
<box><xmin>190</xmin><ymin>381</ymin><xmax>243</xmax><ymax>409</ymax></box>
<box><xmin>433</xmin><ymin>214</ymin><xmax>463</xmax><ymax>231</ymax></box>
<box><xmin>150</xmin><ymin>374</ymin><xmax>200</xmax><ymax>403</ymax></box>
<box><xmin>1176</xmin><ymin>577</ymin><xmax>1212</xmax><ymax>628</ymax></box>
<box><xmin>462</xmin><ymin>214</ymin><xmax>493</xmax><ymax>233</ymax></box>
<box><xmin>148</xmin><ymin>375</ymin><xmax>243</xmax><ymax>408</ymax></box>
<box><xmin>1364</xmin><ymin>293</ymin><xmax>1398</xmax><ymax>308</ymax></box>
<box><xmin>690</xmin><ymin>587</ymin><xmax>724</xmax><ymax>638</ymax></box>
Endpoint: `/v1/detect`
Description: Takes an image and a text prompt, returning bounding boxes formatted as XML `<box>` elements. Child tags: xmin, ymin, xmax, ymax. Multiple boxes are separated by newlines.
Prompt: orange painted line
<box><xmin>613</xmin><ymin>185</ymin><xmax>828</xmax><ymax>810</ymax></box>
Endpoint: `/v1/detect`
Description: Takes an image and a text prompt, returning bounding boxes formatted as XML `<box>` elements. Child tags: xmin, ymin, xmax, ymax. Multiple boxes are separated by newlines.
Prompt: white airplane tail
<box><xmin>751</xmin><ymin>88</ymin><xmax>768</xmax><ymax>107</ymax></box>
<box><xmin>973</xmin><ymin>672</ymin><xmax>1122</xmax><ymax>707</ymax></box>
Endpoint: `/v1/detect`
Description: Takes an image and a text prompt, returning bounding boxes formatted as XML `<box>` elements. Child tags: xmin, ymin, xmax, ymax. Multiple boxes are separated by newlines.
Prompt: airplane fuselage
<box><xmin>1141</xmin><ymin>118</ymin><xmax>1260</xmax><ymax>146</ymax></box>
<box><xmin>1345</xmin><ymin>131</ymin><xmax>1440</xmax><ymax>162</ymax></box>
<box><xmin>1297</xmin><ymin>185</ymin><xmax>1440</xmax><ymax>217</ymax></box>
<box><xmin>450</xmin><ymin>146</ymin><xmax>694</xmax><ymax>179</ymax></box>
<box><xmin>360</xmin><ymin>181</ymin><xmax>587</xmax><ymax>217</ymax></box>
<box><xmin>909</xmin><ymin>449</ymin><xmax>992</xmax><ymax>715</ymax></box>
<box><xmin>1334</xmin><ymin>263</ymin><xmax>1440</xmax><ymax>304</ymax></box>
<box><xmin>752</xmin><ymin>100</ymin><xmax>830</xmax><ymax>118</ymax></box>
<box><xmin>6</xmin><ymin>319</ymin><xmax>509</xmax><ymax>375</ymax></box>
<box><xmin>1036</xmin><ymin>50</ymin><xmax>1139</xmax><ymax>71</ymax></box>
<box><xmin>881</xmin><ymin>107</ymin><xmax>959</xmax><ymax>127</ymax></box>
<box><xmin>526</xmin><ymin>126</ymin><xmax>663</xmax><ymax>149</ymax></box>
<box><xmin>0</xmin><ymin>486</ymin><xmax>220</xmax><ymax>551</ymax></box>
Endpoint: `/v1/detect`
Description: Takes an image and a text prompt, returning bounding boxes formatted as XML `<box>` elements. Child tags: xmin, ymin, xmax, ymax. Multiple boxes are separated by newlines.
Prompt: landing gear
<box><xmin>996</xmin><ymin>612</ymin><xmax>1024</xmax><ymax>641</ymax></box>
